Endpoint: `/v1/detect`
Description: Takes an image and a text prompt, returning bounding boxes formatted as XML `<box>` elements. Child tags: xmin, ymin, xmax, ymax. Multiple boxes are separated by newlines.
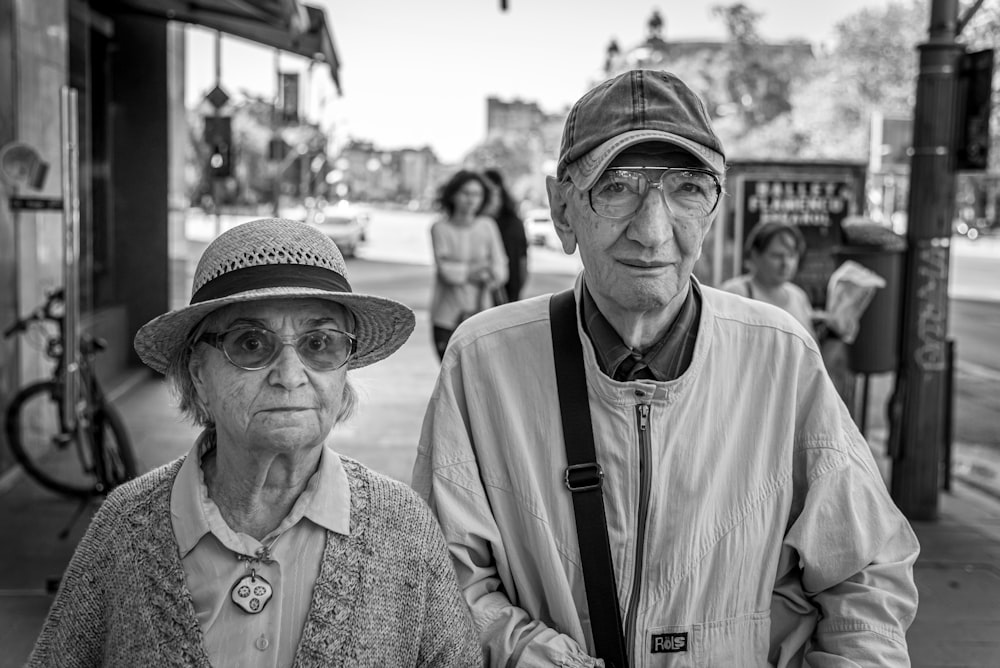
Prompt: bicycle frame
<box><xmin>4</xmin><ymin>289</ymin><xmax>126</xmax><ymax>493</ymax></box>
<box><xmin>47</xmin><ymin>338</ymin><xmax>111</xmax><ymax>484</ymax></box>
<box><xmin>4</xmin><ymin>283</ymin><xmax>138</xmax><ymax>502</ymax></box>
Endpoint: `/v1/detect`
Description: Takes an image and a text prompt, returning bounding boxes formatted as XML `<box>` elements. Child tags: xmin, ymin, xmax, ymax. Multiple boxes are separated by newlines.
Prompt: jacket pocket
<box><xmin>640</xmin><ymin>610</ymin><xmax>771</xmax><ymax>667</ymax></box>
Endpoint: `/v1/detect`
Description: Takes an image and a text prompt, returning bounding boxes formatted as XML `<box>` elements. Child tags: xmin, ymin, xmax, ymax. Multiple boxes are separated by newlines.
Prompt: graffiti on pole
<box><xmin>914</xmin><ymin>241</ymin><xmax>949</xmax><ymax>372</ymax></box>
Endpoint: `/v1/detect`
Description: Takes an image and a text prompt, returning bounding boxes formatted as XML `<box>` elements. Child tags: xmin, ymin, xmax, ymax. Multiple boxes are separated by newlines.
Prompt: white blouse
<box><xmin>170</xmin><ymin>433</ymin><xmax>351</xmax><ymax>668</ymax></box>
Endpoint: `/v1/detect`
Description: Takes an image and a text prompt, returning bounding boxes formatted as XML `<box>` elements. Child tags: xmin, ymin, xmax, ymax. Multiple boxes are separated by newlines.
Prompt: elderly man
<box><xmin>413</xmin><ymin>70</ymin><xmax>918</xmax><ymax>668</ymax></box>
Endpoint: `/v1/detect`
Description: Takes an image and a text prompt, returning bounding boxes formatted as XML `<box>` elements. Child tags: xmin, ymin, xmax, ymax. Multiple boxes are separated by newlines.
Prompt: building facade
<box><xmin>337</xmin><ymin>140</ymin><xmax>441</xmax><ymax>208</ymax></box>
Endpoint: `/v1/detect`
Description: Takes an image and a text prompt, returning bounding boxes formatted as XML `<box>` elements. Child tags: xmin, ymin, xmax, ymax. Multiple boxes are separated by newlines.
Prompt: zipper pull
<box><xmin>638</xmin><ymin>403</ymin><xmax>649</xmax><ymax>431</ymax></box>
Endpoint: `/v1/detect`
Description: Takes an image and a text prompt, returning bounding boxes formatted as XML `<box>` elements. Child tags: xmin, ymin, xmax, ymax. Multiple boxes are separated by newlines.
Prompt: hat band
<box><xmin>191</xmin><ymin>264</ymin><xmax>352</xmax><ymax>304</ymax></box>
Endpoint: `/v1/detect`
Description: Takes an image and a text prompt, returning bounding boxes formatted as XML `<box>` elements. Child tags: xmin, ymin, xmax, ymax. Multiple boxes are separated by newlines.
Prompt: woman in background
<box><xmin>721</xmin><ymin>220</ymin><xmax>851</xmax><ymax>397</ymax></box>
<box><xmin>429</xmin><ymin>170</ymin><xmax>508</xmax><ymax>361</ymax></box>
<box><xmin>720</xmin><ymin>221</ymin><xmax>815</xmax><ymax>334</ymax></box>
<box><xmin>483</xmin><ymin>168</ymin><xmax>528</xmax><ymax>302</ymax></box>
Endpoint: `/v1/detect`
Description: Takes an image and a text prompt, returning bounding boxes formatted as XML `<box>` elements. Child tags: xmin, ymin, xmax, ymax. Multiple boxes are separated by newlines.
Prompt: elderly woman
<box><xmin>29</xmin><ymin>219</ymin><xmax>482</xmax><ymax>667</ymax></box>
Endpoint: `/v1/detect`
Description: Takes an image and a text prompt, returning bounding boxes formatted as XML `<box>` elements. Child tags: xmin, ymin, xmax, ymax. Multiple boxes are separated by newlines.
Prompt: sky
<box><xmin>186</xmin><ymin>0</ymin><xmax>899</xmax><ymax>164</ymax></box>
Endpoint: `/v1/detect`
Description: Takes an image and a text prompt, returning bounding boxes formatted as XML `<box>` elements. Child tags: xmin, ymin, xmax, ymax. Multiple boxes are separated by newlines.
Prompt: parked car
<box><xmin>313</xmin><ymin>205</ymin><xmax>366</xmax><ymax>257</ymax></box>
<box><xmin>280</xmin><ymin>199</ymin><xmax>366</xmax><ymax>257</ymax></box>
<box><xmin>953</xmin><ymin>217</ymin><xmax>994</xmax><ymax>241</ymax></box>
<box><xmin>524</xmin><ymin>208</ymin><xmax>559</xmax><ymax>248</ymax></box>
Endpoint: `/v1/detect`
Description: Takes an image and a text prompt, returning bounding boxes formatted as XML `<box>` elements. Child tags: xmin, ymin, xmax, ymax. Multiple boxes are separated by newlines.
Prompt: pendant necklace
<box><xmin>230</xmin><ymin>541</ymin><xmax>277</xmax><ymax>614</ymax></box>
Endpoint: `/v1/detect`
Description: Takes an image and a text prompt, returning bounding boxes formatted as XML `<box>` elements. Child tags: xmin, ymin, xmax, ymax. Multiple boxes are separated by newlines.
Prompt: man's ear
<box><xmin>545</xmin><ymin>176</ymin><xmax>577</xmax><ymax>256</ymax></box>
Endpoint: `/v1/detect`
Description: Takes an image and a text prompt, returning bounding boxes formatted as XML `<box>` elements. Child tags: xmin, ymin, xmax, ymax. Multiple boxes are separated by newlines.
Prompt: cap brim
<box><xmin>133</xmin><ymin>288</ymin><xmax>415</xmax><ymax>374</ymax></box>
<box><xmin>566</xmin><ymin>129</ymin><xmax>725</xmax><ymax>190</ymax></box>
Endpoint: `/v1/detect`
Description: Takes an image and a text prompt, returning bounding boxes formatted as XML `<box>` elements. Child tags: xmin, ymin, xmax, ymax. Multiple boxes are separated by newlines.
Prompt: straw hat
<box><xmin>134</xmin><ymin>218</ymin><xmax>415</xmax><ymax>373</ymax></box>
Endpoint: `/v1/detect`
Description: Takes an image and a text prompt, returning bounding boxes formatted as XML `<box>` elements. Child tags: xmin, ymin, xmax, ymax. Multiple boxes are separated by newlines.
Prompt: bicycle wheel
<box><xmin>4</xmin><ymin>381</ymin><xmax>94</xmax><ymax>498</ymax></box>
<box><xmin>88</xmin><ymin>403</ymin><xmax>137</xmax><ymax>493</ymax></box>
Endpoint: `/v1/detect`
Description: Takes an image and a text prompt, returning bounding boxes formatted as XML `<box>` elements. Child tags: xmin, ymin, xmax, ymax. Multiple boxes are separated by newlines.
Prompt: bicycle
<box><xmin>3</xmin><ymin>288</ymin><xmax>137</xmax><ymax>499</ymax></box>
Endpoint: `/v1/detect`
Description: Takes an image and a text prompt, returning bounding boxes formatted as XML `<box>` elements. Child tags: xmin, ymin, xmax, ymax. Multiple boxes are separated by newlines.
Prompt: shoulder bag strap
<box><xmin>549</xmin><ymin>289</ymin><xmax>630</xmax><ymax>668</ymax></box>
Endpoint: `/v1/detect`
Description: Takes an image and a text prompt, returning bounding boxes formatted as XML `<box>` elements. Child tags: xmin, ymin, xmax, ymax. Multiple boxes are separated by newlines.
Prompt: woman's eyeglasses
<box><xmin>588</xmin><ymin>167</ymin><xmax>722</xmax><ymax>220</ymax></box>
<box><xmin>198</xmin><ymin>326</ymin><xmax>357</xmax><ymax>371</ymax></box>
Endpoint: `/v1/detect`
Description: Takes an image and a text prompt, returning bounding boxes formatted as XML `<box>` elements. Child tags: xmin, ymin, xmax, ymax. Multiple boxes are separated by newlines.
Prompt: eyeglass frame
<box><xmin>197</xmin><ymin>326</ymin><xmax>358</xmax><ymax>371</ymax></box>
<box><xmin>586</xmin><ymin>166</ymin><xmax>724</xmax><ymax>220</ymax></box>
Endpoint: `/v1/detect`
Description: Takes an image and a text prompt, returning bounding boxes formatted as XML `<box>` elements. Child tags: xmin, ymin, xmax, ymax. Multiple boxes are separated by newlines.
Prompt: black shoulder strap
<box><xmin>549</xmin><ymin>289</ymin><xmax>630</xmax><ymax>668</ymax></box>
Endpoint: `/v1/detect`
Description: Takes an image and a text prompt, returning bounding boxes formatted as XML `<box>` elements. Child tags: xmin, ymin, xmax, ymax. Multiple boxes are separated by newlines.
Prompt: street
<box><xmin>5</xmin><ymin>1</ymin><xmax>1000</xmax><ymax>663</ymax></box>
<box><xmin>1</xmin><ymin>207</ymin><xmax>998</xmax><ymax>666</ymax></box>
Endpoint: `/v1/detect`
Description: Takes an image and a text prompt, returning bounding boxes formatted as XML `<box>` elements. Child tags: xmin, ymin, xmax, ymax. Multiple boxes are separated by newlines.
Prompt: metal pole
<box><xmin>890</xmin><ymin>0</ymin><xmax>964</xmax><ymax>520</ymax></box>
<box><xmin>59</xmin><ymin>86</ymin><xmax>80</xmax><ymax>428</ymax></box>
<box><xmin>214</xmin><ymin>31</ymin><xmax>222</xmax><ymax>237</ymax></box>
<box><xmin>272</xmin><ymin>49</ymin><xmax>281</xmax><ymax>218</ymax></box>
<box><xmin>942</xmin><ymin>338</ymin><xmax>955</xmax><ymax>491</ymax></box>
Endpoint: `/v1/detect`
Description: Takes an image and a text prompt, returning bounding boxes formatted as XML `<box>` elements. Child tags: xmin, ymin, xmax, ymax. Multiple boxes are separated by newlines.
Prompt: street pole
<box><xmin>890</xmin><ymin>0</ymin><xmax>964</xmax><ymax>520</ymax></box>
<box><xmin>272</xmin><ymin>49</ymin><xmax>281</xmax><ymax>218</ymax></box>
<box><xmin>213</xmin><ymin>31</ymin><xmax>222</xmax><ymax>237</ymax></box>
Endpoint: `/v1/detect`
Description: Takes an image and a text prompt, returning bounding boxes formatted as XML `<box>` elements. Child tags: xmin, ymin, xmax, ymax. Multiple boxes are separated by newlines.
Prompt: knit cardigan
<box><xmin>28</xmin><ymin>456</ymin><xmax>483</xmax><ymax>667</ymax></box>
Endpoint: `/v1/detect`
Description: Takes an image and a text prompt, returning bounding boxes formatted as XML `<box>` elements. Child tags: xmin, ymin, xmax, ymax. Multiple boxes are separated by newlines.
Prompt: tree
<box><xmin>463</xmin><ymin>135</ymin><xmax>535</xmax><ymax>186</ymax></box>
<box><xmin>829</xmin><ymin>0</ymin><xmax>925</xmax><ymax>116</ymax></box>
<box><xmin>720</xmin><ymin>0</ymin><xmax>927</xmax><ymax>161</ymax></box>
<box><xmin>712</xmin><ymin>3</ymin><xmax>795</xmax><ymax>129</ymax></box>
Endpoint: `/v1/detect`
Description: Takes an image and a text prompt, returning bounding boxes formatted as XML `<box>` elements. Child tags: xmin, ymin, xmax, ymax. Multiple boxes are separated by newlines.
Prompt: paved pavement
<box><xmin>1</xmin><ymin>260</ymin><xmax>998</xmax><ymax>666</ymax></box>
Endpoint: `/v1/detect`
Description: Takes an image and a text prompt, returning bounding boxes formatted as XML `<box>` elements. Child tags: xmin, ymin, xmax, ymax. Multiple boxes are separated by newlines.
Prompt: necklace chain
<box><xmin>234</xmin><ymin>533</ymin><xmax>281</xmax><ymax>566</ymax></box>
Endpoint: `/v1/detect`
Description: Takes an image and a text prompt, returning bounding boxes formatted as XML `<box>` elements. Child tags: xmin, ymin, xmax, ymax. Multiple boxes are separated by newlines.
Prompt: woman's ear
<box><xmin>545</xmin><ymin>176</ymin><xmax>577</xmax><ymax>255</ymax></box>
<box><xmin>188</xmin><ymin>347</ymin><xmax>210</xmax><ymax>406</ymax></box>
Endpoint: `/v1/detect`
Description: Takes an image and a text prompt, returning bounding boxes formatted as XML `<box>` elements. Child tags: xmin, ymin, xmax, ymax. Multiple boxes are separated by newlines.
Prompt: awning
<box><xmin>109</xmin><ymin>0</ymin><xmax>342</xmax><ymax>93</ymax></box>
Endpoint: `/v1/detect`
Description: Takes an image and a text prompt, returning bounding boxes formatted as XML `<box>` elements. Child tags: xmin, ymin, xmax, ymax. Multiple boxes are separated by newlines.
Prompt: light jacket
<box><xmin>413</xmin><ymin>277</ymin><xmax>919</xmax><ymax>668</ymax></box>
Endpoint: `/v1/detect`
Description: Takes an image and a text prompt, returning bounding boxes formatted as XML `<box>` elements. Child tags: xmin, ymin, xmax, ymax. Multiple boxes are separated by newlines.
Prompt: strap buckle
<box><xmin>564</xmin><ymin>463</ymin><xmax>604</xmax><ymax>492</ymax></box>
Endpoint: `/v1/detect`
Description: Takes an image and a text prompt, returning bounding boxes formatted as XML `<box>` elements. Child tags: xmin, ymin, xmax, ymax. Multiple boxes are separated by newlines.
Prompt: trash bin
<box><xmin>834</xmin><ymin>220</ymin><xmax>907</xmax><ymax>374</ymax></box>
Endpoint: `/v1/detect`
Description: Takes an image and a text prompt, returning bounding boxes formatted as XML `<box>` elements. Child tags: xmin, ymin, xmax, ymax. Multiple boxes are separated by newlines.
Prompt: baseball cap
<box><xmin>557</xmin><ymin>70</ymin><xmax>726</xmax><ymax>190</ymax></box>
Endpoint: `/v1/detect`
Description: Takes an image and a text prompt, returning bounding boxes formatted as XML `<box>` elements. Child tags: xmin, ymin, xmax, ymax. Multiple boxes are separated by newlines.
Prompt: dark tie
<box><xmin>616</xmin><ymin>353</ymin><xmax>654</xmax><ymax>382</ymax></box>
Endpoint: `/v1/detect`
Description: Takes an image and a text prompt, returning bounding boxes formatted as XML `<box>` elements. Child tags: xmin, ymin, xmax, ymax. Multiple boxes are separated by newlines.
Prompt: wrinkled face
<box><xmin>750</xmin><ymin>232</ymin><xmax>801</xmax><ymax>287</ymax></box>
<box><xmin>189</xmin><ymin>298</ymin><xmax>351</xmax><ymax>454</ymax></box>
<box><xmin>453</xmin><ymin>179</ymin><xmax>485</xmax><ymax>218</ymax></box>
<box><xmin>547</xmin><ymin>144</ymin><xmax>721</xmax><ymax>313</ymax></box>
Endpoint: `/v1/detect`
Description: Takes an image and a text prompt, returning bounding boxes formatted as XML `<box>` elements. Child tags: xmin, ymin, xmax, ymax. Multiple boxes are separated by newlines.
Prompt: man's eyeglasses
<box><xmin>588</xmin><ymin>167</ymin><xmax>722</xmax><ymax>220</ymax></box>
<box><xmin>198</xmin><ymin>326</ymin><xmax>357</xmax><ymax>371</ymax></box>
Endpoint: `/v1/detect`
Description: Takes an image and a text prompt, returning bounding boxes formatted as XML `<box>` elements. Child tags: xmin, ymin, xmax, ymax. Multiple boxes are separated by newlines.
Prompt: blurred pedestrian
<box><xmin>29</xmin><ymin>219</ymin><xmax>482</xmax><ymax>667</ymax></box>
<box><xmin>430</xmin><ymin>170</ymin><xmax>508</xmax><ymax>361</ymax></box>
<box><xmin>414</xmin><ymin>70</ymin><xmax>917</xmax><ymax>667</ymax></box>
<box><xmin>720</xmin><ymin>221</ymin><xmax>851</xmax><ymax>396</ymax></box>
<box><xmin>719</xmin><ymin>221</ymin><xmax>816</xmax><ymax>333</ymax></box>
<box><xmin>483</xmin><ymin>168</ymin><xmax>529</xmax><ymax>301</ymax></box>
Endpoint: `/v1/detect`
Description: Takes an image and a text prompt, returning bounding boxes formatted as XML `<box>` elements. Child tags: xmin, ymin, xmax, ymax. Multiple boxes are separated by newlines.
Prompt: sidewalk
<box><xmin>1</xmin><ymin>263</ymin><xmax>998</xmax><ymax>665</ymax></box>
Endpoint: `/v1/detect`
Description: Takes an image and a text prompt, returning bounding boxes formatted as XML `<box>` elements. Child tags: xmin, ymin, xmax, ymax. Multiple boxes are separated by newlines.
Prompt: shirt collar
<box><xmin>581</xmin><ymin>278</ymin><xmax>701</xmax><ymax>382</ymax></box>
<box><xmin>170</xmin><ymin>430</ymin><xmax>351</xmax><ymax>558</ymax></box>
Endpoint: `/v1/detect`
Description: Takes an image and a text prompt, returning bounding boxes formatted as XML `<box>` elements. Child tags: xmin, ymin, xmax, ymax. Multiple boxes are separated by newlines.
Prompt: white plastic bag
<box><xmin>824</xmin><ymin>260</ymin><xmax>886</xmax><ymax>344</ymax></box>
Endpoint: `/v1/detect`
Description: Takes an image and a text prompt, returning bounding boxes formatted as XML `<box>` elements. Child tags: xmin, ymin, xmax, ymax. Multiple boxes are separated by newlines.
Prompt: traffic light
<box><xmin>203</xmin><ymin>116</ymin><xmax>233</xmax><ymax>179</ymax></box>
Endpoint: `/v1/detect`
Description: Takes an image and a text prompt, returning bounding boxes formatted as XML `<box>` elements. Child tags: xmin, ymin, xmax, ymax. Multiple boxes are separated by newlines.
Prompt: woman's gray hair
<box><xmin>164</xmin><ymin>316</ymin><xmax>358</xmax><ymax>428</ymax></box>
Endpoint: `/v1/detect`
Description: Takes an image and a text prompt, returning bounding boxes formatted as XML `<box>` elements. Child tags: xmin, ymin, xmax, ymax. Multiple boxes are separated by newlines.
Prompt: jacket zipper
<box><xmin>624</xmin><ymin>403</ymin><xmax>652</xmax><ymax>665</ymax></box>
